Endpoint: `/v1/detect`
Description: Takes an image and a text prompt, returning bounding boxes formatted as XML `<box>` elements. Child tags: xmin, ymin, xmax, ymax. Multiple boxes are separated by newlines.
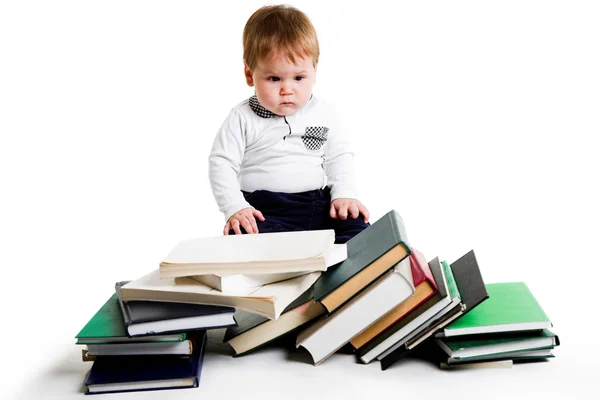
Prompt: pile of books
<box><xmin>431</xmin><ymin>282</ymin><xmax>559</xmax><ymax>369</ymax></box>
<box><xmin>75</xmin><ymin>229</ymin><xmax>346</xmax><ymax>394</ymax></box>
<box><xmin>75</xmin><ymin>210</ymin><xmax>560</xmax><ymax>393</ymax></box>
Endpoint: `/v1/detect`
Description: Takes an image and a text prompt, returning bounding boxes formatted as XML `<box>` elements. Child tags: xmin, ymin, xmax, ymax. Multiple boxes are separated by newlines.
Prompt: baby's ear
<box><xmin>244</xmin><ymin>64</ymin><xmax>254</xmax><ymax>87</ymax></box>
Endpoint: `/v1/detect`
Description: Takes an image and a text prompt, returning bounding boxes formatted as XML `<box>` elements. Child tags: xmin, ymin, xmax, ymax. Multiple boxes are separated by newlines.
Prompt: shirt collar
<box><xmin>249</xmin><ymin>95</ymin><xmax>277</xmax><ymax>118</ymax></box>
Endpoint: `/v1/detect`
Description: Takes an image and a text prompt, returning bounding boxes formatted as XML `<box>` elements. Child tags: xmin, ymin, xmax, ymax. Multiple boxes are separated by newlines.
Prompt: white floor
<box><xmin>4</xmin><ymin>325</ymin><xmax>597</xmax><ymax>399</ymax></box>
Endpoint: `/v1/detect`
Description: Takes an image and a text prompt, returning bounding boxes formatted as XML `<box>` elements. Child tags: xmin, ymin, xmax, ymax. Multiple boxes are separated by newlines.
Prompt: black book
<box><xmin>115</xmin><ymin>281</ymin><xmax>236</xmax><ymax>337</ymax></box>
<box><xmin>380</xmin><ymin>250</ymin><xmax>488</xmax><ymax>370</ymax></box>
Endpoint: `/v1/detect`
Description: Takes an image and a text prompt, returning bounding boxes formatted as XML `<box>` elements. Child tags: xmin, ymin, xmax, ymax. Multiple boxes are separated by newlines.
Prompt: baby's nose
<box><xmin>280</xmin><ymin>82</ymin><xmax>293</xmax><ymax>95</ymax></box>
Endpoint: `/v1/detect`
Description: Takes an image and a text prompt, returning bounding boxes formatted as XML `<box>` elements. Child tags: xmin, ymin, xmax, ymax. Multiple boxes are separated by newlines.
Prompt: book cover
<box><xmin>84</xmin><ymin>331</ymin><xmax>207</xmax><ymax>394</ymax></box>
<box><xmin>115</xmin><ymin>281</ymin><xmax>236</xmax><ymax>336</ymax></box>
<box><xmin>380</xmin><ymin>249</ymin><xmax>488</xmax><ymax>370</ymax></box>
<box><xmin>436</xmin><ymin>329</ymin><xmax>559</xmax><ymax>360</ymax></box>
<box><xmin>313</xmin><ymin>210</ymin><xmax>411</xmax><ymax>313</ymax></box>
<box><xmin>75</xmin><ymin>293</ymin><xmax>186</xmax><ymax>344</ymax></box>
<box><xmin>446</xmin><ymin>250</ymin><xmax>488</xmax><ymax>316</ymax></box>
<box><xmin>349</xmin><ymin>248</ymin><xmax>437</xmax><ymax>349</ymax></box>
<box><xmin>120</xmin><ymin>269</ymin><xmax>321</xmax><ymax>320</ymax></box>
<box><xmin>437</xmin><ymin>282</ymin><xmax>550</xmax><ymax>337</ymax></box>
<box><xmin>159</xmin><ymin>230</ymin><xmax>346</xmax><ymax>278</ymax></box>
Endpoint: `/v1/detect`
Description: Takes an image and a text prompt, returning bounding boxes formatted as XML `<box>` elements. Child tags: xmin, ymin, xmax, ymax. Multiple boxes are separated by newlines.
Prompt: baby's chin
<box><xmin>270</xmin><ymin>103</ymin><xmax>305</xmax><ymax>116</ymax></box>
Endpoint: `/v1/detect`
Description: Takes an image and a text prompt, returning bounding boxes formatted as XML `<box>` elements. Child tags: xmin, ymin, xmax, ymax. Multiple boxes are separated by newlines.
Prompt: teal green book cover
<box><xmin>442</xmin><ymin>260</ymin><xmax>460</xmax><ymax>301</ymax></box>
<box><xmin>76</xmin><ymin>294</ymin><xmax>185</xmax><ymax>343</ymax></box>
<box><xmin>441</xmin><ymin>282</ymin><xmax>551</xmax><ymax>337</ymax></box>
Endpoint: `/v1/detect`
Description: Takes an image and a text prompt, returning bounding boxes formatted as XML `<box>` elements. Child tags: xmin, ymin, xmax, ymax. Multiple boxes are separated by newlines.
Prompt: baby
<box><xmin>209</xmin><ymin>4</ymin><xmax>370</xmax><ymax>244</ymax></box>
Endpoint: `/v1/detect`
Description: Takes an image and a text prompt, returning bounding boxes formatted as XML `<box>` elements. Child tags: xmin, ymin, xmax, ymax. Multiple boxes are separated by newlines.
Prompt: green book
<box><xmin>437</xmin><ymin>329</ymin><xmax>559</xmax><ymax>360</ymax></box>
<box><xmin>442</xmin><ymin>260</ymin><xmax>460</xmax><ymax>302</ymax></box>
<box><xmin>75</xmin><ymin>293</ymin><xmax>186</xmax><ymax>344</ymax></box>
<box><xmin>313</xmin><ymin>210</ymin><xmax>411</xmax><ymax>313</ymax></box>
<box><xmin>437</xmin><ymin>282</ymin><xmax>552</xmax><ymax>337</ymax></box>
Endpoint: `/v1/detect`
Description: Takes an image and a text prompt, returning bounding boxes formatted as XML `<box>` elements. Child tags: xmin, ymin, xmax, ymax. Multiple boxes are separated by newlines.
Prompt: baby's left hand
<box><xmin>330</xmin><ymin>198</ymin><xmax>370</xmax><ymax>223</ymax></box>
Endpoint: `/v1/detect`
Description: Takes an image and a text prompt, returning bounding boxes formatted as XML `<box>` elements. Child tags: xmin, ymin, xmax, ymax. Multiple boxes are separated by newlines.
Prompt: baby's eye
<box><xmin>268</xmin><ymin>76</ymin><xmax>280</xmax><ymax>82</ymax></box>
<box><xmin>294</xmin><ymin>76</ymin><xmax>305</xmax><ymax>81</ymax></box>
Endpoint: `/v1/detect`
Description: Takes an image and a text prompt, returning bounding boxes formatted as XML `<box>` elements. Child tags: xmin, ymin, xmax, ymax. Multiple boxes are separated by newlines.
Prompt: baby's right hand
<box><xmin>224</xmin><ymin>207</ymin><xmax>266</xmax><ymax>235</ymax></box>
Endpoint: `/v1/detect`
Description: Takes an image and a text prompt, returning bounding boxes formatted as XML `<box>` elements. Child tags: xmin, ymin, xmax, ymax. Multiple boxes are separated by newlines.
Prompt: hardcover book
<box><xmin>115</xmin><ymin>281</ymin><xmax>236</xmax><ymax>336</ymax></box>
<box><xmin>350</xmin><ymin>248</ymin><xmax>436</xmax><ymax>349</ymax></box>
<box><xmin>313</xmin><ymin>210</ymin><xmax>411</xmax><ymax>313</ymax></box>
<box><xmin>84</xmin><ymin>331</ymin><xmax>207</xmax><ymax>394</ymax></box>
<box><xmin>436</xmin><ymin>281</ymin><xmax>551</xmax><ymax>337</ymax></box>
<box><xmin>436</xmin><ymin>329</ymin><xmax>559</xmax><ymax>360</ymax></box>
<box><xmin>356</xmin><ymin>256</ymin><xmax>451</xmax><ymax>364</ymax></box>
<box><xmin>75</xmin><ymin>293</ymin><xmax>186</xmax><ymax>345</ymax></box>
<box><xmin>296</xmin><ymin>258</ymin><xmax>415</xmax><ymax>365</ymax></box>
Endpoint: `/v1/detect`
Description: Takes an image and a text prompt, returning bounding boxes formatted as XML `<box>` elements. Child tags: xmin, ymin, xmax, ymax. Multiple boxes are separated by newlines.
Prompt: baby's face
<box><xmin>246</xmin><ymin>53</ymin><xmax>316</xmax><ymax>116</ymax></box>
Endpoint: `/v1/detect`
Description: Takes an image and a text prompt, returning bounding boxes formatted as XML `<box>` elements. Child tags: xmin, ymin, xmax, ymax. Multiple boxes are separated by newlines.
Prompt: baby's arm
<box><xmin>208</xmin><ymin>110</ymin><xmax>258</xmax><ymax>228</ymax></box>
<box><xmin>322</xmin><ymin>107</ymin><xmax>369</xmax><ymax>222</ymax></box>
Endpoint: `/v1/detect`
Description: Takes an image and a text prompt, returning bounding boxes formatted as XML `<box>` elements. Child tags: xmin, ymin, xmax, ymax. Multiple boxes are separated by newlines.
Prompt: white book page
<box><xmin>162</xmin><ymin>230</ymin><xmax>335</xmax><ymax>264</ymax></box>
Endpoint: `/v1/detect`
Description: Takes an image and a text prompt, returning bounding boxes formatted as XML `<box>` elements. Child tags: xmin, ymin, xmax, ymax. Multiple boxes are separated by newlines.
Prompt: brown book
<box><xmin>350</xmin><ymin>249</ymin><xmax>436</xmax><ymax>349</ymax></box>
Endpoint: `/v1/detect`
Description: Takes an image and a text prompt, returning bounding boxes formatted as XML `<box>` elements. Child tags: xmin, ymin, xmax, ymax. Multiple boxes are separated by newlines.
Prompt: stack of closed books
<box><xmin>432</xmin><ymin>282</ymin><xmax>559</xmax><ymax>369</ymax></box>
<box><xmin>75</xmin><ymin>285</ymin><xmax>237</xmax><ymax>394</ymax></box>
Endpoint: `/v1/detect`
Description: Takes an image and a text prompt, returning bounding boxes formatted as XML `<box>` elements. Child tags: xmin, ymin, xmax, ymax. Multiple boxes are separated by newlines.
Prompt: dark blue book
<box><xmin>84</xmin><ymin>331</ymin><xmax>207</xmax><ymax>394</ymax></box>
<box><xmin>115</xmin><ymin>281</ymin><xmax>236</xmax><ymax>336</ymax></box>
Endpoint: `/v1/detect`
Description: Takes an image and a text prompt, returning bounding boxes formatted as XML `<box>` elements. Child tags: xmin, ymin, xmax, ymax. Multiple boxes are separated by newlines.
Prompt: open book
<box><xmin>120</xmin><ymin>270</ymin><xmax>321</xmax><ymax>320</ymax></box>
<box><xmin>159</xmin><ymin>230</ymin><xmax>346</xmax><ymax>279</ymax></box>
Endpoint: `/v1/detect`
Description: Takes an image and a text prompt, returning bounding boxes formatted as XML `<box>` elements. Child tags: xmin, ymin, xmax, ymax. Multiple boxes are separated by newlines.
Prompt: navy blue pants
<box><xmin>229</xmin><ymin>187</ymin><xmax>370</xmax><ymax>244</ymax></box>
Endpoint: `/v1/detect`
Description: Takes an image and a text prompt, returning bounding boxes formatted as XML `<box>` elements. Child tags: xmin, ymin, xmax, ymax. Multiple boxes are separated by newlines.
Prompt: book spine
<box><xmin>114</xmin><ymin>282</ymin><xmax>133</xmax><ymax>334</ymax></box>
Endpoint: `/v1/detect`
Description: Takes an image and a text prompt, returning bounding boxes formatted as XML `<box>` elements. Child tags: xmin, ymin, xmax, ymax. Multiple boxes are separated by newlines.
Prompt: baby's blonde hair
<box><xmin>243</xmin><ymin>5</ymin><xmax>320</xmax><ymax>71</ymax></box>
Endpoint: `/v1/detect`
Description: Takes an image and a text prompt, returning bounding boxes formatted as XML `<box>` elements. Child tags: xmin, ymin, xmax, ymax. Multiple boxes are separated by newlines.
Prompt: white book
<box><xmin>296</xmin><ymin>258</ymin><xmax>414</xmax><ymax>365</ymax></box>
<box><xmin>120</xmin><ymin>270</ymin><xmax>321</xmax><ymax>320</ymax></box>
<box><xmin>359</xmin><ymin>258</ymin><xmax>452</xmax><ymax>364</ymax></box>
<box><xmin>191</xmin><ymin>271</ymin><xmax>312</xmax><ymax>293</ymax></box>
<box><xmin>159</xmin><ymin>230</ymin><xmax>346</xmax><ymax>278</ymax></box>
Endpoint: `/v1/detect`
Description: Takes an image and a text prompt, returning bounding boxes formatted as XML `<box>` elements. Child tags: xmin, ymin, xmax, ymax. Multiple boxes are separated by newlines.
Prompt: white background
<box><xmin>1</xmin><ymin>0</ymin><xmax>598</xmax><ymax>398</ymax></box>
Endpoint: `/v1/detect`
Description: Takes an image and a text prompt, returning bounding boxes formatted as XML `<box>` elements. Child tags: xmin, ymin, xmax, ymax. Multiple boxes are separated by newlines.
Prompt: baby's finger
<box><xmin>358</xmin><ymin>204</ymin><xmax>370</xmax><ymax>223</ymax></box>
<box><xmin>253</xmin><ymin>209</ymin><xmax>266</xmax><ymax>222</ymax></box>
<box><xmin>240</xmin><ymin>216</ymin><xmax>254</xmax><ymax>235</ymax></box>
<box><xmin>348</xmin><ymin>204</ymin><xmax>359</xmax><ymax>219</ymax></box>
<box><xmin>329</xmin><ymin>203</ymin><xmax>338</xmax><ymax>219</ymax></box>
<box><xmin>223</xmin><ymin>221</ymin><xmax>231</xmax><ymax>235</ymax></box>
<box><xmin>338</xmin><ymin>205</ymin><xmax>348</xmax><ymax>220</ymax></box>
<box><xmin>249</xmin><ymin>215</ymin><xmax>258</xmax><ymax>234</ymax></box>
<box><xmin>231</xmin><ymin>219</ymin><xmax>243</xmax><ymax>235</ymax></box>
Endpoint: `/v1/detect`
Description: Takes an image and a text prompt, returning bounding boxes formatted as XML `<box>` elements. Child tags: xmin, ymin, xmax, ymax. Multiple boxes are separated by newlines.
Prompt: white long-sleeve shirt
<box><xmin>209</xmin><ymin>95</ymin><xmax>357</xmax><ymax>221</ymax></box>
